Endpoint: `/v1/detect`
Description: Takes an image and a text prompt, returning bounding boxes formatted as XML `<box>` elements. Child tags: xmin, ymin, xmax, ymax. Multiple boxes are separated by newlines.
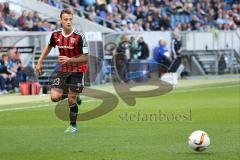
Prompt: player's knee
<box><xmin>50</xmin><ymin>89</ymin><xmax>63</xmax><ymax>102</ymax></box>
<box><xmin>51</xmin><ymin>97</ymin><xmax>61</xmax><ymax>102</ymax></box>
<box><xmin>51</xmin><ymin>96</ymin><xmax>61</xmax><ymax>102</ymax></box>
<box><xmin>68</xmin><ymin>95</ymin><xmax>77</xmax><ymax>105</ymax></box>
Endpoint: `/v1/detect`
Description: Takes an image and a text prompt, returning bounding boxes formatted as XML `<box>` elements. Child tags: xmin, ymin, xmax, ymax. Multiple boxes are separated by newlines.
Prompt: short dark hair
<box><xmin>60</xmin><ymin>9</ymin><xmax>73</xmax><ymax>19</ymax></box>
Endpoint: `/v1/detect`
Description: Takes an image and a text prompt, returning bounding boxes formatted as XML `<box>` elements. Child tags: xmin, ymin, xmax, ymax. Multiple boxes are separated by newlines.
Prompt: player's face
<box><xmin>61</xmin><ymin>13</ymin><xmax>73</xmax><ymax>30</ymax></box>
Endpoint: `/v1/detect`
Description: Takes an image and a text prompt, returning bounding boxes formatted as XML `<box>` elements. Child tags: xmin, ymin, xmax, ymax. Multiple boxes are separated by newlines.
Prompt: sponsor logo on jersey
<box><xmin>58</xmin><ymin>46</ymin><xmax>74</xmax><ymax>49</ymax></box>
<box><xmin>70</xmin><ymin>38</ymin><xmax>75</xmax><ymax>44</ymax></box>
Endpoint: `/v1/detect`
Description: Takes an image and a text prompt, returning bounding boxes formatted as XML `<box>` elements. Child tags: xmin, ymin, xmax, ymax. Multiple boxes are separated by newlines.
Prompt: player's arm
<box><xmin>70</xmin><ymin>54</ymin><xmax>88</xmax><ymax>63</ymax></box>
<box><xmin>35</xmin><ymin>33</ymin><xmax>56</xmax><ymax>75</ymax></box>
<box><xmin>59</xmin><ymin>54</ymin><xmax>88</xmax><ymax>63</ymax></box>
<box><xmin>35</xmin><ymin>45</ymin><xmax>53</xmax><ymax>75</ymax></box>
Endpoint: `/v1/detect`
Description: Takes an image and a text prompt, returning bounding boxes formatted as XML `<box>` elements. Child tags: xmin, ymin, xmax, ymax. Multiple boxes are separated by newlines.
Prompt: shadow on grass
<box><xmin>178</xmin><ymin>151</ymin><xmax>214</xmax><ymax>156</ymax></box>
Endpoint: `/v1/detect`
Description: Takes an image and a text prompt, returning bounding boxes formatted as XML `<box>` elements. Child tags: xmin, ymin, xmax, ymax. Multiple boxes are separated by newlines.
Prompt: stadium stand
<box><xmin>41</xmin><ymin>0</ymin><xmax>240</xmax><ymax>32</ymax></box>
<box><xmin>0</xmin><ymin>1</ymin><xmax>56</xmax><ymax>31</ymax></box>
<box><xmin>1</xmin><ymin>0</ymin><xmax>239</xmax><ymax>32</ymax></box>
<box><xmin>0</xmin><ymin>0</ymin><xmax>113</xmax><ymax>32</ymax></box>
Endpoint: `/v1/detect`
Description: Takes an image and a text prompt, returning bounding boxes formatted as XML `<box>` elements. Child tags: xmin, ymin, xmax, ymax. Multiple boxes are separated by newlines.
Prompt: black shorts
<box><xmin>50</xmin><ymin>71</ymin><xmax>84</xmax><ymax>93</ymax></box>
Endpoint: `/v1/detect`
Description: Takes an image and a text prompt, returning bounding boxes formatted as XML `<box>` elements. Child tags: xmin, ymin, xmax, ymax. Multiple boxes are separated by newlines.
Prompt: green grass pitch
<box><xmin>0</xmin><ymin>78</ymin><xmax>239</xmax><ymax>160</ymax></box>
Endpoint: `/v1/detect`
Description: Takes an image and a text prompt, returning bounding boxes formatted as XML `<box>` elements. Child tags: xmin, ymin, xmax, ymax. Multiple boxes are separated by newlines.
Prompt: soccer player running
<box><xmin>35</xmin><ymin>9</ymin><xmax>88</xmax><ymax>133</ymax></box>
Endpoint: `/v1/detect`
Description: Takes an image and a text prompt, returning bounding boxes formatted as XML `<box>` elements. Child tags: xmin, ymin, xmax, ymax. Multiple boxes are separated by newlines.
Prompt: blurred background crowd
<box><xmin>0</xmin><ymin>0</ymin><xmax>239</xmax><ymax>32</ymax></box>
<box><xmin>0</xmin><ymin>1</ymin><xmax>56</xmax><ymax>31</ymax></box>
<box><xmin>76</xmin><ymin>0</ymin><xmax>240</xmax><ymax>32</ymax></box>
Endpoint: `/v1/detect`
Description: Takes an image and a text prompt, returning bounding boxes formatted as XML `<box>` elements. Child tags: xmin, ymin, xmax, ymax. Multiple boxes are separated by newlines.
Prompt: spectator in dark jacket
<box><xmin>169</xmin><ymin>32</ymin><xmax>182</xmax><ymax>72</ymax></box>
<box><xmin>4</xmin><ymin>11</ymin><xmax>17</xmax><ymax>27</ymax></box>
<box><xmin>33</xmin><ymin>11</ymin><xmax>42</xmax><ymax>22</ymax></box>
<box><xmin>0</xmin><ymin>54</ymin><xmax>11</xmax><ymax>94</ymax></box>
<box><xmin>171</xmin><ymin>32</ymin><xmax>182</xmax><ymax>60</ymax></box>
<box><xmin>137</xmin><ymin>37</ymin><xmax>149</xmax><ymax>60</ymax></box>
<box><xmin>159</xmin><ymin>15</ymin><xmax>171</xmax><ymax>31</ymax></box>
<box><xmin>31</xmin><ymin>21</ymin><xmax>45</xmax><ymax>31</ymax></box>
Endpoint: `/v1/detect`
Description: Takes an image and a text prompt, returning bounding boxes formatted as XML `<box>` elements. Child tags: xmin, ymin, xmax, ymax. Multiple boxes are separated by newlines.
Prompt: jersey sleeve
<box><xmin>80</xmin><ymin>33</ymin><xmax>89</xmax><ymax>55</ymax></box>
<box><xmin>48</xmin><ymin>33</ymin><xmax>56</xmax><ymax>48</ymax></box>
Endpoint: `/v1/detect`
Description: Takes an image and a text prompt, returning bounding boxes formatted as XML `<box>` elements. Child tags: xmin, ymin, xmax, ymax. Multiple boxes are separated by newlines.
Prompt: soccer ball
<box><xmin>188</xmin><ymin>130</ymin><xmax>210</xmax><ymax>151</ymax></box>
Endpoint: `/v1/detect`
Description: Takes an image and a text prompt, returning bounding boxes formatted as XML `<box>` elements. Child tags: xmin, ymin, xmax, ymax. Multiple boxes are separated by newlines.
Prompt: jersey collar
<box><xmin>62</xmin><ymin>28</ymin><xmax>75</xmax><ymax>38</ymax></box>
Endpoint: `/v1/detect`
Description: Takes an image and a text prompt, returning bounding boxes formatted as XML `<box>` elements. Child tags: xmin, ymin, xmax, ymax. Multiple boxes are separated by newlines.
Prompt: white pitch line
<box><xmin>0</xmin><ymin>104</ymin><xmax>51</xmax><ymax>112</ymax></box>
<box><xmin>0</xmin><ymin>84</ymin><xmax>238</xmax><ymax>112</ymax></box>
<box><xmin>0</xmin><ymin>99</ymin><xmax>97</xmax><ymax>112</ymax></box>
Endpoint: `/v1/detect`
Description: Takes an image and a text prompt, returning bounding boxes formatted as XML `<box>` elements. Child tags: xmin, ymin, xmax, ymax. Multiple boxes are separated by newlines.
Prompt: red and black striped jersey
<box><xmin>48</xmin><ymin>28</ymin><xmax>88</xmax><ymax>73</ymax></box>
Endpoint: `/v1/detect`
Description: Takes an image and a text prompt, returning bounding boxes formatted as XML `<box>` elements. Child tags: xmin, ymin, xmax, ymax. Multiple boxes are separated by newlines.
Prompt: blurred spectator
<box><xmin>26</xmin><ymin>11</ymin><xmax>34</xmax><ymax>29</ymax></box>
<box><xmin>169</xmin><ymin>32</ymin><xmax>182</xmax><ymax>72</ymax></box>
<box><xmin>0</xmin><ymin>76</ymin><xmax>7</xmax><ymax>94</ymax></box>
<box><xmin>143</xmin><ymin>22</ymin><xmax>151</xmax><ymax>31</ymax></box>
<box><xmin>133</xmin><ymin>23</ymin><xmax>141</xmax><ymax>32</ymax></box>
<box><xmin>31</xmin><ymin>21</ymin><xmax>44</xmax><ymax>31</ymax></box>
<box><xmin>41</xmin><ymin>20</ymin><xmax>51</xmax><ymax>31</ymax></box>
<box><xmin>17</xmin><ymin>10</ymin><xmax>27</xmax><ymax>28</ymax></box>
<box><xmin>123</xmin><ymin>0</ymin><xmax>135</xmax><ymax>14</ymax></box>
<box><xmin>83</xmin><ymin>0</ymin><xmax>96</xmax><ymax>6</ymax></box>
<box><xmin>107</xmin><ymin>0</ymin><xmax>118</xmax><ymax>14</ymax></box>
<box><xmin>115</xmin><ymin>35</ymin><xmax>132</xmax><ymax>82</ymax></box>
<box><xmin>50</xmin><ymin>0</ymin><xmax>62</xmax><ymax>9</ymax></box>
<box><xmin>136</xmin><ymin>37</ymin><xmax>149</xmax><ymax>60</ymax></box>
<box><xmin>117</xmin><ymin>35</ymin><xmax>132</xmax><ymax>59</ymax></box>
<box><xmin>5</xmin><ymin>10</ymin><xmax>17</xmax><ymax>27</ymax></box>
<box><xmin>2</xmin><ymin>2</ymin><xmax>10</xmax><ymax>17</ymax></box>
<box><xmin>22</xmin><ymin>21</ymin><xmax>32</xmax><ymax>31</ymax></box>
<box><xmin>110</xmin><ymin>23</ymin><xmax>121</xmax><ymax>32</ymax></box>
<box><xmin>85</xmin><ymin>5</ymin><xmax>97</xmax><ymax>22</ymax></box>
<box><xmin>97</xmin><ymin>0</ymin><xmax>106</xmax><ymax>5</ymax></box>
<box><xmin>33</xmin><ymin>11</ymin><xmax>42</xmax><ymax>22</ymax></box>
<box><xmin>134</xmin><ymin>7</ymin><xmax>143</xmax><ymax>20</ymax></box>
<box><xmin>0</xmin><ymin>3</ymin><xmax>3</xmax><ymax>13</ymax></box>
<box><xmin>121</xmin><ymin>14</ymin><xmax>132</xmax><ymax>25</ymax></box>
<box><xmin>136</xmin><ymin>19</ymin><xmax>144</xmax><ymax>31</ymax></box>
<box><xmin>0</xmin><ymin>54</ymin><xmax>10</xmax><ymax>94</ymax></box>
<box><xmin>99</xmin><ymin>4</ymin><xmax>108</xmax><ymax>20</ymax></box>
<box><xmin>0</xmin><ymin>12</ymin><xmax>3</xmax><ymax>21</ymax></box>
<box><xmin>71</xmin><ymin>0</ymin><xmax>81</xmax><ymax>9</ymax></box>
<box><xmin>216</xmin><ymin>13</ymin><xmax>227</xmax><ymax>25</ymax></box>
<box><xmin>125</xmin><ymin>22</ymin><xmax>134</xmax><ymax>32</ymax></box>
<box><xmin>153</xmin><ymin>40</ymin><xmax>171</xmax><ymax>77</ymax></box>
<box><xmin>154</xmin><ymin>40</ymin><xmax>171</xmax><ymax>66</ymax></box>
<box><xmin>0</xmin><ymin>20</ymin><xmax>8</xmax><ymax>31</ymax></box>
<box><xmin>15</xmin><ymin>51</ymin><xmax>36</xmax><ymax>83</ymax></box>
<box><xmin>129</xmin><ymin>36</ymin><xmax>138</xmax><ymax>59</ymax></box>
<box><xmin>7</xmin><ymin>49</ymin><xmax>22</xmax><ymax>92</ymax></box>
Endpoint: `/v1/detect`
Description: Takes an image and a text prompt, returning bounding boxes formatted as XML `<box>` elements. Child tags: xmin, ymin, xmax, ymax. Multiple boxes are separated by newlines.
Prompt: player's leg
<box><xmin>68</xmin><ymin>90</ymin><xmax>79</xmax><ymax>129</ymax></box>
<box><xmin>64</xmin><ymin>72</ymin><xmax>84</xmax><ymax>133</ymax></box>
<box><xmin>60</xmin><ymin>84</ymin><xmax>82</xmax><ymax>105</ymax></box>
<box><xmin>50</xmin><ymin>88</ymin><xmax>63</xmax><ymax>102</ymax></box>
<box><xmin>49</xmin><ymin>71</ymin><xmax>66</xmax><ymax>102</ymax></box>
<box><xmin>60</xmin><ymin>84</ymin><xmax>68</xmax><ymax>100</ymax></box>
<box><xmin>64</xmin><ymin>90</ymin><xmax>80</xmax><ymax>133</ymax></box>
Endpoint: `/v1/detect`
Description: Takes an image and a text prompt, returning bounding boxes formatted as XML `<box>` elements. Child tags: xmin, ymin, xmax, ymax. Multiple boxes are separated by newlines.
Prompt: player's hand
<box><xmin>35</xmin><ymin>62</ymin><xmax>42</xmax><ymax>75</ymax></box>
<box><xmin>59</xmin><ymin>56</ymin><xmax>70</xmax><ymax>64</ymax></box>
